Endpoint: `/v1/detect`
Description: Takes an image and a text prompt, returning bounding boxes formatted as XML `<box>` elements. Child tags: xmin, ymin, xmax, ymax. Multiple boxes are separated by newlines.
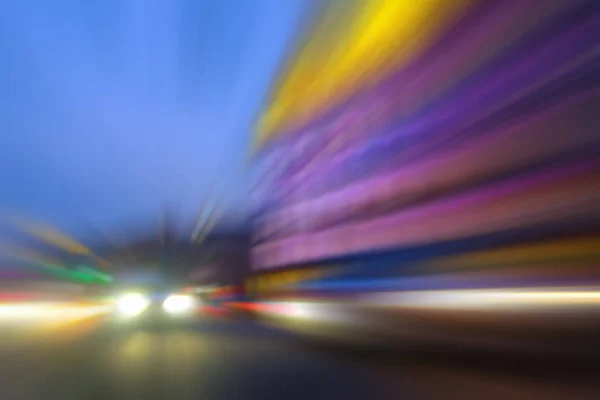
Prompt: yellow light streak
<box><xmin>257</xmin><ymin>0</ymin><xmax>473</xmax><ymax>146</ymax></box>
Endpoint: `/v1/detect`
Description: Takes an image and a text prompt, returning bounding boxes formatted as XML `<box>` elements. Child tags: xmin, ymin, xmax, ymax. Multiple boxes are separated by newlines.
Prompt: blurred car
<box><xmin>110</xmin><ymin>284</ymin><xmax>200</xmax><ymax>326</ymax></box>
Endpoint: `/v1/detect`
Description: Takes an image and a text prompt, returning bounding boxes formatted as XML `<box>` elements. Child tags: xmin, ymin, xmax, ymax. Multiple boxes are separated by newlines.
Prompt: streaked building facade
<box><xmin>249</xmin><ymin>0</ymin><xmax>599</xmax><ymax>311</ymax></box>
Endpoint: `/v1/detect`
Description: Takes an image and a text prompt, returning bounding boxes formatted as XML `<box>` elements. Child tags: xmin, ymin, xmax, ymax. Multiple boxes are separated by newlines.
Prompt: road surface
<box><xmin>0</xmin><ymin>315</ymin><xmax>598</xmax><ymax>400</ymax></box>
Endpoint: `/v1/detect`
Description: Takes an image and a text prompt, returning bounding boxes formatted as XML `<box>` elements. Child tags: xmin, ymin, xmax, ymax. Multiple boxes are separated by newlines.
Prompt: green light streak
<box><xmin>43</xmin><ymin>264</ymin><xmax>113</xmax><ymax>284</ymax></box>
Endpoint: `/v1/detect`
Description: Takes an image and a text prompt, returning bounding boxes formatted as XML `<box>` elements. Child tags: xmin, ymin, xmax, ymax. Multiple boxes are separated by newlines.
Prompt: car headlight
<box><xmin>115</xmin><ymin>293</ymin><xmax>150</xmax><ymax>317</ymax></box>
<box><xmin>163</xmin><ymin>294</ymin><xmax>194</xmax><ymax>314</ymax></box>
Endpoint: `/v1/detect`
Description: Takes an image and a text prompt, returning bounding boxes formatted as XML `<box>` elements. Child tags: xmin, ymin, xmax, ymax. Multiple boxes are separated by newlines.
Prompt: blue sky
<box><xmin>0</xmin><ymin>0</ymin><xmax>315</xmax><ymax>239</ymax></box>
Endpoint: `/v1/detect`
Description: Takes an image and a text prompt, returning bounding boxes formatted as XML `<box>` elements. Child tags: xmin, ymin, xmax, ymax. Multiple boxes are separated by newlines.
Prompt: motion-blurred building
<box><xmin>247</xmin><ymin>0</ymin><xmax>600</xmax><ymax>353</ymax></box>
<box><xmin>98</xmin><ymin>229</ymin><xmax>250</xmax><ymax>288</ymax></box>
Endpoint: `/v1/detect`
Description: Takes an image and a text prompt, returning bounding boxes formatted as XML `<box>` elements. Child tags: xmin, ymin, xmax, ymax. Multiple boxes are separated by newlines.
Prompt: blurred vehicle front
<box><xmin>110</xmin><ymin>285</ymin><xmax>200</xmax><ymax>327</ymax></box>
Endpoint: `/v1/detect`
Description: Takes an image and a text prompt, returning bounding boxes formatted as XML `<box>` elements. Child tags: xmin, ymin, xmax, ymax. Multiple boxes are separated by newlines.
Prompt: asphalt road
<box><xmin>0</xmin><ymin>315</ymin><xmax>598</xmax><ymax>400</ymax></box>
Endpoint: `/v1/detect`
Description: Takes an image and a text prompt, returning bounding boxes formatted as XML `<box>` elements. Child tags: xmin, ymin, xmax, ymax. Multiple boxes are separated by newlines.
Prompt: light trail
<box><xmin>0</xmin><ymin>302</ymin><xmax>111</xmax><ymax>323</ymax></box>
<box><xmin>363</xmin><ymin>287</ymin><xmax>600</xmax><ymax>311</ymax></box>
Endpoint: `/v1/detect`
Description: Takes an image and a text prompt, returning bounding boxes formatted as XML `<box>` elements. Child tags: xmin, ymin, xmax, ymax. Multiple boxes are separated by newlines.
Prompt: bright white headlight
<box><xmin>163</xmin><ymin>294</ymin><xmax>194</xmax><ymax>314</ymax></box>
<box><xmin>116</xmin><ymin>293</ymin><xmax>150</xmax><ymax>317</ymax></box>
